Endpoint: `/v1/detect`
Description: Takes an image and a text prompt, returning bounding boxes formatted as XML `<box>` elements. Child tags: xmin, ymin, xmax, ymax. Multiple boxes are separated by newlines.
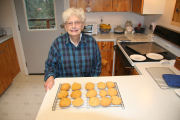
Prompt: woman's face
<box><xmin>64</xmin><ymin>15</ymin><xmax>84</xmax><ymax>37</ymax></box>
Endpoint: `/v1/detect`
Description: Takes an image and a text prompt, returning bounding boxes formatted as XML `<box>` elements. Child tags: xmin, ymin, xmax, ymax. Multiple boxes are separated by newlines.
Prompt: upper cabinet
<box><xmin>70</xmin><ymin>0</ymin><xmax>112</xmax><ymax>12</ymax></box>
<box><xmin>132</xmin><ymin>0</ymin><xmax>166</xmax><ymax>14</ymax></box>
<box><xmin>112</xmin><ymin>0</ymin><xmax>131</xmax><ymax>12</ymax></box>
<box><xmin>172</xmin><ymin>0</ymin><xmax>180</xmax><ymax>27</ymax></box>
<box><xmin>69</xmin><ymin>0</ymin><xmax>131</xmax><ymax>12</ymax></box>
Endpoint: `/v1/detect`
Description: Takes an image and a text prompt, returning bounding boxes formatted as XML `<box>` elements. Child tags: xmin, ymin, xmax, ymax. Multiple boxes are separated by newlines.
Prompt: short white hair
<box><xmin>62</xmin><ymin>8</ymin><xmax>86</xmax><ymax>23</ymax></box>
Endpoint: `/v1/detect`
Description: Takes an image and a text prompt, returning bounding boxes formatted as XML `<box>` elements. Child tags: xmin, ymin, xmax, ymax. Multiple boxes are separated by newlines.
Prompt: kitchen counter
<box><xmin>36</xmin><ymin>61</ymin><xmax>180</xmax><ymax>120</ymax></box>
<box><xmin>0</xmin><ymin>34</ymin><xmax>13</xmax><ymax>44</ymax></box>
<box><xmin>93</xmin><ymin>32</ymin><xmax>152</xmax><ymax>42</ymax></box>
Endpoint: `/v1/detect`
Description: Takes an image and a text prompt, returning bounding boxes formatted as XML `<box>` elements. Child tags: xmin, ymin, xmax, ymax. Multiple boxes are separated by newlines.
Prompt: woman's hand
<box><xmin>44</xmin><ymin>76</ymin><xmax>54</xmax><ymax>91</ymax></box>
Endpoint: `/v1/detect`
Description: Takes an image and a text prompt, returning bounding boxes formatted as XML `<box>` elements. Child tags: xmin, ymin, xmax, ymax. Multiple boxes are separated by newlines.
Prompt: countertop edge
<box><xmin>0</xmin><ymin>34</ymin><xmax>13</xmax><ymax>44</ymax></box>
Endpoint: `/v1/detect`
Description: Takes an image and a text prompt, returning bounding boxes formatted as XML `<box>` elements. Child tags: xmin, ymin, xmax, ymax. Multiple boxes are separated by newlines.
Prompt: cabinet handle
<box><xmin>176</xmin><ymin>8</ymin><xmax>179</xmax><ymax>13</ymax></box>
<box><xmin>102</xmin><ymin>42</ymin><xmax>106</xmax><ymax>47</ymax></box>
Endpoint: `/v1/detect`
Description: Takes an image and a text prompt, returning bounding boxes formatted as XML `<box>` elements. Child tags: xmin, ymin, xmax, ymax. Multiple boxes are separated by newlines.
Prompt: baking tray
<box><xmin>52</xmin><ymin>82</ymin><xmax>125</xmax><ymax>111</ymax></box>
<box><xmin>127</xmin><ymin>42</ymin><xmax>167</xmax><ymax>55</ymax></box>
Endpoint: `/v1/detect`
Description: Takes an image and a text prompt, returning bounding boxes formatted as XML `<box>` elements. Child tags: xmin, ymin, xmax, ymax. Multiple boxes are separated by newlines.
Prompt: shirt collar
<box><xmin>65</xmin><ymin>33</ymin><xmax>87</xmax><ymax>46</ymax></box>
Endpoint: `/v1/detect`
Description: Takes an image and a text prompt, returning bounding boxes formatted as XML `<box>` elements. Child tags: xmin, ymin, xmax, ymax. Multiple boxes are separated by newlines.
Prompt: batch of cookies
<box><xmin>57</xmin><ymin>81</ymin><xmax>122</xmax><ymax>108</ymax></box>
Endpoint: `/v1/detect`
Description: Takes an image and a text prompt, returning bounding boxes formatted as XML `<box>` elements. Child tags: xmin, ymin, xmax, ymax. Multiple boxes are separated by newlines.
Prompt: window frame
<box><xmin>22</xmin><ymin>0</ymin><xmax>58</xmax><ymax>31</ymax></box>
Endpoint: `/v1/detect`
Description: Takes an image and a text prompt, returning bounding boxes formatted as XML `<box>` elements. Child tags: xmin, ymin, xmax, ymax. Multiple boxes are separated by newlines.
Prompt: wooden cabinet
<box><xmin>112</xmin><ymin>0</ymin><xmax>131</xmax><ymax>12</ymax></box>
<box><xmin>132</xmin><ymin>0</ymin><xmax>166</xmax><ymax>14</ymax></box>
<box><xmin>0</xmin><ymin>38</ymin><xmax>20</xmax><ymax>95</ymax></box>
<box><xmin>70</xmin><ymin>0</ymin><xmax>112</xmax><ymax>12</ymax></box>
<box><xmin>97</xmin><ymin>41</ymin><xmax>114</xmax><ymax>76</ymax></box>
<box><xmin>172</xmin><ymin>0</ymin><xmax>180</xmax><ymax>27</ymax></box>
<box><xmin>114</xmin><ymin>45</ymin><xmax>138</xmax><ymax>76</ymax></box>
<box><xmin>70</xmin><ymin>0</ymin><xmax>131</xmax><ymax>12</ymax></box>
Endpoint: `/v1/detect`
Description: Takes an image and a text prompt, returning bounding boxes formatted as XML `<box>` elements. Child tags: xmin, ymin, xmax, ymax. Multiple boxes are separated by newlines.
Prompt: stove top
<box><xmin>119</xmin><ymin>42</ymin><xmax>177</xmax><ymax>62</ymax></box>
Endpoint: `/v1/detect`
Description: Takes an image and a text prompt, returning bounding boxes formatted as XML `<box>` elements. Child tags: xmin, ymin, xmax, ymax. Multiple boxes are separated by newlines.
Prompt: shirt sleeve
<box><xmin>91</xmin><ymin>39</ymin><xmax>102</xmax><ymax>76</ymax></box>
<box><xmin>44</xmin><ymin>41</ymin><xmax>59</xmax><ymax>81</ymax></box>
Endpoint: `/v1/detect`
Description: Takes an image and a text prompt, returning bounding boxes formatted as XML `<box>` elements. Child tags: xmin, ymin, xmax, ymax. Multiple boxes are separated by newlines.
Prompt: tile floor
<box><xmin>0</xmin><ymin>72</ymin><xmax>45</xmax><ymax>120</ymax></box>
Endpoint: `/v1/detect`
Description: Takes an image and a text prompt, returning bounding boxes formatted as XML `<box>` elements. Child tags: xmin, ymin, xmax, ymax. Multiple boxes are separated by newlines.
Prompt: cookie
<box><xmin>99</xmin><ymin>90</ymin><xmax>107</xmax><ymax>97</ymax></box>
<box><xmin>106</xmin><ymin>81</ymin><xmax>115</xmax><ymax>88</ymax></box>
<box><xmin>97</xmin><ymin>82</ymin><xmax>106</xmax><ymax>89</ymax></box>
<box><xmin>72</xmin><ymin>98</ymin><xmax>84</xmax><ymax>107</ymax></box>
<box><xmin>85</xmin><ymin>82</ymin><xmax>95</xmax><ymax>90</ymax></box>
<box><xmin>89</xmin><ymin>97</ymin><xmax>100</xmax><ymax>107</ymax></box>
<box><xmin>72</xmin><ymin>82</ymin><xmax>81</xmax><ymax>91</ymax></box>
<box><xmin>71</xmin><ymin>90</ymin><xmax>82</xmax><ymax>99</ymax></box>
<box><xmin>111</xmin><ymin>96</ymin><xmax>122</xmax><ymax>105</ymax></box>
<box><xmin>60</xmin><ymin>83</ymin><xmax>71</xmax><ymax>91</ymax></box>
<box><xmin>57</xmin><ymin>90</ymin><xmax>68</xmax><ymax>99</ymax></box>
<box><xmin>86</xmin><ymin>89</ymin><xmax>97</xmax><ymax>98</ymax></box>
<box><xmin>100</xmin><ymin>97</ymin><xmax>111</xmax><ymax>107</ymax></box>
<box><xmin>59</xmin><ymin>98</ymin><xmax>71</xmax><ymax>107</ymax></box>
<box><xmin>107</xmin><ymin>88</ymin><xmax>117</xmax><ymax>96</ymax></box>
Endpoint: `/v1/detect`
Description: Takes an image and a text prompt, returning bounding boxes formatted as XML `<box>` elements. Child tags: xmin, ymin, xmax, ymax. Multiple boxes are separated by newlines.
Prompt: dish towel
<box><xmin>162</xmin><ymin>74</ymin><xmax>180</xmax><ymax>88</ymax></box>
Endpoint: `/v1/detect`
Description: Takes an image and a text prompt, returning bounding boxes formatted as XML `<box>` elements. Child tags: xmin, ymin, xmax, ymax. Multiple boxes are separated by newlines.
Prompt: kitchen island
<box><xmin>36</xmin><ymin>61</ymin><xmax>180</xmax><ymax>120</ymax></box>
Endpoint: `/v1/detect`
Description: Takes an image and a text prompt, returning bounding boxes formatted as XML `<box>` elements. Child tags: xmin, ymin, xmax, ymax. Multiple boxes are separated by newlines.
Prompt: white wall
<box><xmin>0</xmin><ymin>0</ymin><xmax>27</xmax><ymax>74</ymax></box>
<box><xmin>144</xmin><ymin>0</ymin><xmax>180</xmax><ymax>33</ymax></box>
<box><xmin>86</xmin><ymin>12</ymin><xmax>144</xmax><ymax>31</ymax></box>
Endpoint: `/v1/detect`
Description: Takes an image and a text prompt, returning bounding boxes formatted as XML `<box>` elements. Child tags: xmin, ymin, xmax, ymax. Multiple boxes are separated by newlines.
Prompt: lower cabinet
<box><xmin>114</xmin><ymin>45</ymin><xmax>138</xmax><ymax>75</ymax></box>
<box><xmin>97</xmin><ymin>41</ymin><xmax>114</xmax><ymax>76</ymax></box>
<box><xmin>0</xmin><ymin>38</ymin><xmax>20</xmax><ymax>95</ymax></box>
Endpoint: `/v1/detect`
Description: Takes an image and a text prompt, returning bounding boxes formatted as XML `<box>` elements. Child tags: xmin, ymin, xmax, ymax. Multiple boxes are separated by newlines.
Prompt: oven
<box><xmin>114</xmin><ymin>25</ymin><xmax>179</xmax><ymax>76</ymax></box>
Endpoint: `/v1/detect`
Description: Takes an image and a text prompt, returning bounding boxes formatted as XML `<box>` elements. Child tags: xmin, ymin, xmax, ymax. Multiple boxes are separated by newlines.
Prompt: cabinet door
<box><xmin>70</xmin><ymin>0</ymin><xmax>112</xmax><ymax>12</ymax></box>
<box><xmin>89</xmin><ymin>0</ymin><xmax>112</xmax><ymax>12</ymax></box>
<box><xmin>132</xmin><ymin>0</ymin><xmax>143</xmax><ymax>14</ymax></box>
<box><xmin>69</xmin><ymin>0</ymin><xmax>77</xmax><ymax>8</ymax></box>
<box><xmin>97</xmin><ymin>41</ymin><xmax>114</xmax><ymax>76</ymax></box>
<box><xmin>0</xmin><ymin>42</ymin><xmax>12</xmax><ymax>94</ymax></box>
<box><xmin>172</xmin><ymin>0</ymin><xmax>180</xmax><ymax>27</ymax></box>
<box><xmin>8</xmin><ymin>38</ymin><xmax>20</xmax><ymax>79</ymax></box>
<box><xmin>113</xmin><ymin>0</ymin><xmax>132</xmax><ymax>12</ymax></box>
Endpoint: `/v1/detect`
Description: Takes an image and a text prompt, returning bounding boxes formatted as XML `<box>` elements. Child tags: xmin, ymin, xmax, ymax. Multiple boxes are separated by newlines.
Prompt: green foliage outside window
<box><xmin>24</xmin><ymin>0</ymin><xmax>55</xmax><ymax>29</ymax></box>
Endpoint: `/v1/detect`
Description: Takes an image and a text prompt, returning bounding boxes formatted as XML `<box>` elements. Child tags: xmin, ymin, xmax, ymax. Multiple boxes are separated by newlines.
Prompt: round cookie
<box><xmin>57</xmin><ymin>90</ymin><xmax>68</xmax><ymax>99</ymax></box>
<box><xmin>106</xmin><ymin>81</ymin><xmax>115</xmax><ymax>88</ymax></box>
<box><xmin>85</xmin><ymin>82</ymin><xmax>95</xmax><ymax>90</ymax></box>
<box><xmin>100</xmin><ymin>97</ymin><xmax>111</xmax><ymax>107</ymax></box>
<box><xmin>86</xmin><ymin>89</ymin><xmax>97</xmax><ymax>98</ymax></box>
<box><xmin>89</xmin><ymin>97</ymin><xmax>100</xmax><ymax>107</ymax></box>
<box><xmin>59</xmin><ymin>98</ymin><xmax>71</xmax><ymax>107</ymax></box>
<box><xmin>60</xmin><ymin>83</ymin><xmax>71</xmax><ymax>91</ymax></box>
<box><xmin>72</xmin><ymin>98</ymin><xmax>84</xmax><ymax>107</ymax></box>
<box><xmin>71</xmin><ymin>90</ymin><xmax>82</xmax><ymax>99</ymax></box>
<box><xmin>97</xmin><ymin>82</ymin><xmax>106</xmax><ymax>89</ymax></box>
<box><xmin>111</xmin><ymin>96</ymin><xmax>122</xmax><ymax>105</ymax></box>
<box><xmin>99</xmin><ymin>90</ymin><xmax>107</xmax><ymax>97</ymax></box>
<box><xmin>72</xmin><ymin>82</ymin><xmax>81</xmax><ymax>91</ymax></box>
<box><xmin>107</xmin><ymin>88</ymin><xmax>117</xmax><ymax>96</ymax></box>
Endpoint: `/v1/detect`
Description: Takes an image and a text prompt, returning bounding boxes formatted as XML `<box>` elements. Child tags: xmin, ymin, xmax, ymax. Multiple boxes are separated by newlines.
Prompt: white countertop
<box><xmin>36</xmin><ymin>61</ymin><xmax>180</xmax><ymax>120</ymax></box>
<box><xmin>0</xmin><ymin>34</ymin><xmax>13</xmax><ymax>44</ymax></box>
<box><xmin>93</xmin><ymin>33</ymin><xmax>152</xmax><ymax>42</ymax></box>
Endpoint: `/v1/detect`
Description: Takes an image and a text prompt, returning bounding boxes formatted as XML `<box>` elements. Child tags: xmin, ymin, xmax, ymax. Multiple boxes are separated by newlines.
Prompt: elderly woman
<box><xmin>44</xmin><ymin>8</ymin><xmax>101</xmax><ymax>91</ymax></box>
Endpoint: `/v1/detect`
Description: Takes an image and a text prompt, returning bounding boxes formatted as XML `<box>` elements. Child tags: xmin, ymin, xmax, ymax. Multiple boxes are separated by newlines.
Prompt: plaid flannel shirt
<box><xmin>44</xmin><ymin>33</ymin><xmax>101</xmax><ymax>81</ymax></box>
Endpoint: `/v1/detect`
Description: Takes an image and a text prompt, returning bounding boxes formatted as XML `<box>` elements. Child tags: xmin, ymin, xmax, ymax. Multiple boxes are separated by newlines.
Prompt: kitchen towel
<box><xmin>162</xmin><ymin>74</ymin><xmax>180</xmax><ymax>88</ymax></box>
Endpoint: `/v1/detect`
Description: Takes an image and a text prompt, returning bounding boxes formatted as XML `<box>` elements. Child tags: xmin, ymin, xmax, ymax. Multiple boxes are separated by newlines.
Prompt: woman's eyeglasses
<box><xmin>65</xmin><ymin>21</ymin><xmax>82</xmax><ymax>26</ymax></box>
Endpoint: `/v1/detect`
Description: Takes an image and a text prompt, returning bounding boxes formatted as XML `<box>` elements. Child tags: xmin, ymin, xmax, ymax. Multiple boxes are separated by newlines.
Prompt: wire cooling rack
<box><xmin>52</xmin><ymin>82</ymin><xmax>125</xmax><ymax>111</ymax></box>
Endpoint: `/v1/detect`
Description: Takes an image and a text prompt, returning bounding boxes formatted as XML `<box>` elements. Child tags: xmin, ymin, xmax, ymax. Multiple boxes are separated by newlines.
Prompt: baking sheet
<box><xmin>127</xmin><ymin>43</ymin><xmax>167</xmax><ymax>54</ymax></box>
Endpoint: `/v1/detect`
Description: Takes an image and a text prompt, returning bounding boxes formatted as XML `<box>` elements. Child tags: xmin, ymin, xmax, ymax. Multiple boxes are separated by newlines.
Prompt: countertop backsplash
<box><xmin>86</xmin><ymin>12</ymin><xmax>144</xmax><ymax>33</ymax></box>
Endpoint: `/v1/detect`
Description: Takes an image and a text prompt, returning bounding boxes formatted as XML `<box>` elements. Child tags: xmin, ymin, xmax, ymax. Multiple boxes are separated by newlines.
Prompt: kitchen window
<box><xmin>24</xmin><ymin>0</ymin><xmax>56</xmax><ymax>29</ymax></box>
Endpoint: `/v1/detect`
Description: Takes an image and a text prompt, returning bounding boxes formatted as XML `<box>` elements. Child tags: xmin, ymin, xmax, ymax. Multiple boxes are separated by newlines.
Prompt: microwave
<box><xmin>83</xmin><ymin>23</ymin><xmax>98</xmax><ymax>35</ymax></box>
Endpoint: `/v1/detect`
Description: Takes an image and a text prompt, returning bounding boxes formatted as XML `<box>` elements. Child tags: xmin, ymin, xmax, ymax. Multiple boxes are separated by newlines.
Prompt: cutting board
<box><xmin>146</xmin><ymin>67</ymin><xmax>175</xmax><ymax>89</ymax></box>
